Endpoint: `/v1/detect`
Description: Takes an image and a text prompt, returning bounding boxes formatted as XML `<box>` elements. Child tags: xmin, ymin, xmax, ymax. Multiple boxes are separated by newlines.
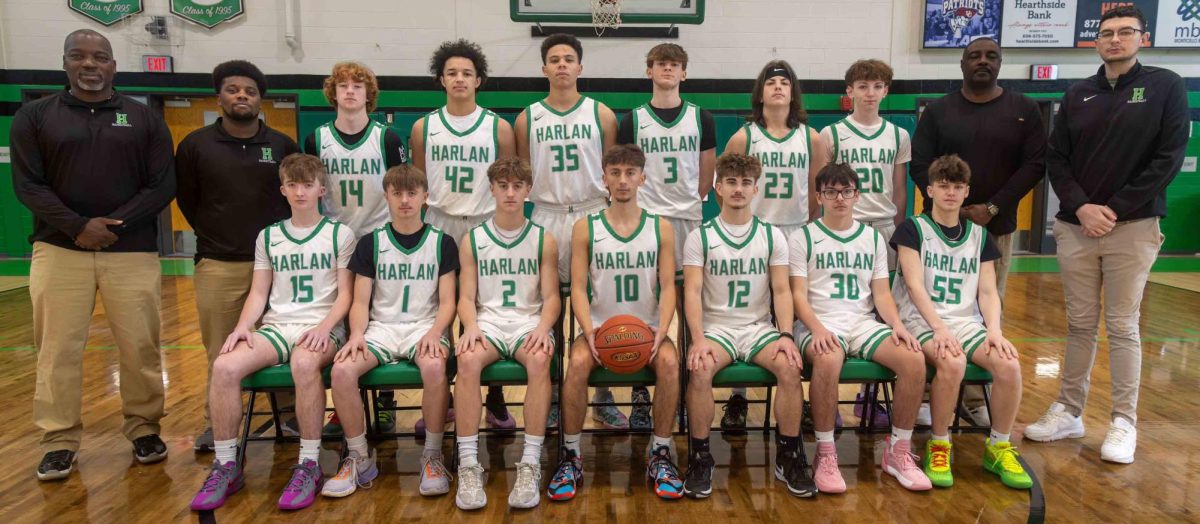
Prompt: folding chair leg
<box><xmin>952</xmin><ymin>383</ymin><xmax>966</xmax><ymax>432</ymax></box>
<box><xmin>239</xmin><ymin>390</ymin><xmax>257</xmax><ymax>466</ymax></box>
<box><xmin>268</xmin><ymin>392</ymin><xmax>284</xmax><ymax>442</ymax></box>
<box><xmin>980</xmin><ymin>384</ymin><xmax>992</xmax><ymax>431</ymax></box>
<box><xmin>362</xmin><ymin>389</ymin><xmax>374</xmax><ymax>438</ymax></box>
<box><xmin>858</xmin><ymin>384</ymin><xmax>871</xmax><ymax>432</ymax></box>
<box><xmin>882</xmin><ymin>381</ymin><xmax>894</xmax><ymax>430</ymax></box>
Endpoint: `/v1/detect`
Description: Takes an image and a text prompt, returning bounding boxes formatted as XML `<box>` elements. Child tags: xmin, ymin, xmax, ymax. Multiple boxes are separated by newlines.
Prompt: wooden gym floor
<box><xmin>0</xmin><ymin>273</ymin><xmax>1198</xmax><ymax>523</ymax></box>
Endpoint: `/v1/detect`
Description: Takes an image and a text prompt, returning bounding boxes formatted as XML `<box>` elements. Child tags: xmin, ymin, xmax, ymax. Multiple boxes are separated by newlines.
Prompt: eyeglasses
<box><xmin>820</xmin><ymin>188</ymin><xmax>858</xmax><ymax>200</ymax></box>
<box><xmin>1096</xmin><ymin>27</ymin><xmax>1143</xmax><ymax>41</ymax></box>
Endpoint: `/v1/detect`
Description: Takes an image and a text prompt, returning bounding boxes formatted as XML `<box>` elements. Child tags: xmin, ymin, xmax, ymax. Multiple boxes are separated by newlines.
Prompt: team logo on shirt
<box><xmin>260</xmin><ymin>147</ymin><xmax>276</xmax><ymax>163</ymax></box>
<box><xmin>112</xmin><ymin>112</ymin><xmax>132</xmax><ymax>127</ymax></box>
<box><xmin>1129</xmin><ymin>88</ymin><xmax>1147</xmax><ymax>104</ymax></box>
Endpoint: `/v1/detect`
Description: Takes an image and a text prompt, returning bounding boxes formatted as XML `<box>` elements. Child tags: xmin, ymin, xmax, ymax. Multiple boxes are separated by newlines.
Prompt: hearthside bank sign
<box><xmin>170</xmin><ymin>0</ymin><xmax>244</xmax><ymax>28</ymax></box>
<box><xmin>69</xmin><ymin>0</ymin><xmax>143</xmax><ymax>26</ymax></box>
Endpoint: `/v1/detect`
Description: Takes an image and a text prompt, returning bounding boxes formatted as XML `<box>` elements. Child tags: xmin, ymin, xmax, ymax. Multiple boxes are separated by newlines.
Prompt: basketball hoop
<box><xmin>591</xmin><ymin>0</ymin><xmax>622</xmax><ymax>36</ymax></box>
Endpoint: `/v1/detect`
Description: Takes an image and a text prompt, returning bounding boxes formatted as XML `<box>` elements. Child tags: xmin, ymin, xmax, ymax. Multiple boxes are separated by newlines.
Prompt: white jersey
<box><xmin>256</xmin><ymin>217</ymin><xmax>352</xmax><ymax>326</ymax></box>
<box><xmin>316</xmin><ymin>121</ymin><xmax>390</xmax><ymax>237</ymax></box>
<box><xmin>892</xmin><ymin>215</ymin><xmax>986</xmax><ymax>325</ymax></box>
<box><xmin>633</xmin><ymin>102</ymin><xmax>703</xmax><ymax>221</ymax></box>
<box><xmin>587</xmin><ymin>210</ymin><xmax>662</xmax><ymax>329</ymax></box>
<box><xmin>822</xmin><ymin>118</ymin><xmax>910</xmax><ymax>222</ymax></box>
<box><xmin>790</xmin><ymin>219</ymin><xmax>889</xmax><ymax>334</ymax></box>
<box><xmin>370</xmin><ymin>224</ymin><xmax>445</xmax><ymax>323</ymax></box>
<box><xmin>527</xmin><ymin>97</ymin><xmax>607</xmax><ymax>206</ymax></box>
<box><xmin>424</xmin><ymin>107</ymin><xmax>500</xmax><ymax>218</ymax></box>
<box><xmin>686</xmin><ymin>217</ymin><xmax>787</xmax><ymax>327</ymax></box>
<box><xmin>745</xmin><ymin>123</ymin><xmax>812</xmax><ymax>227</ymax></box>
<box><xmin>470</xmin><ymin>220</ymin><xmax>545</xmax><ymax>325</ymax></box>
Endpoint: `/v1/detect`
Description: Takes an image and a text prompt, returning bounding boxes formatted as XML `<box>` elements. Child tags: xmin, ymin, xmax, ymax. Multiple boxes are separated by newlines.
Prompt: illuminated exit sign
<box><xmin>1030</xmin><ymin>65</ymin><xmax>1058</xmax><ymax>81</ymax></box>
<box><xmin>142</xmin><ymin>55</ymin><xmax>174</xmax><ymax>73</ymax></box>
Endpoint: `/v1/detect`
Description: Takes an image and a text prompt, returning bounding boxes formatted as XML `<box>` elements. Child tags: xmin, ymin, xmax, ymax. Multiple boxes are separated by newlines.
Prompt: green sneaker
<box><xmin>922</xmin><ymin>439</ymin><xmax>954</xmax><ymax>487</ymax></box>
<box><xmin>983</xmin><ymin>441</ymin><xmax>1033</xmax><ymax>490</ymax></box>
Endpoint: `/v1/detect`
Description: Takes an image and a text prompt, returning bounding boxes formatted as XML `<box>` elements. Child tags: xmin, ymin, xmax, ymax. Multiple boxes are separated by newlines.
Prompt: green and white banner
<box><xmin>68</xmin><ymin>0</ymin><xmax>143</xmax><ymax>26</ymax></box>
<box><xmin>170</xmin><ymin>0</ymin><xmax>244</xmax><ymax>29</ymax></box>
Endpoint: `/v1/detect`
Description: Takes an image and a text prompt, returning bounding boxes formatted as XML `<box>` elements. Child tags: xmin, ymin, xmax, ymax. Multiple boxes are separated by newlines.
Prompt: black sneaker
<box><xmin>776</xmin><ymin>450</ymin><xmax>816</xmax><ymax>497</ymax></box>
<box><xmin>683</xmin><ymin>452</ymin><xmax>714</xmax><ymax>499</ymax></box>
<box><xmin>720</xmin><ymin>394</ymin><xmax>748</xmax><ymax>433</ymax></box>
<box><xmin>630</xmin><ymin>386</ymin><xmax>652</xmax><ymax>430</ymax></box>
<box><xmin>37</xmin><ymin>450</ymin><xmax>77</xmax><ymax>481</ymax></box>
<box><xmin>133</xmin><ymin>434</ymin><xmax>168</xmax><ymax>464</ymax></box>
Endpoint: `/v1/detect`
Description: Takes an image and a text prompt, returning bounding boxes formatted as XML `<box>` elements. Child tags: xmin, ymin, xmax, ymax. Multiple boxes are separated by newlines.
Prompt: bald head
<box><xmin>962</xmin><ymin>37</ymin><xmax>1000</xmax><ymax>58</ymax></box>
<box><xmin>64</xmin><ymin>29</ymin><xmax>111</xmax><ymax>55</ymax></box>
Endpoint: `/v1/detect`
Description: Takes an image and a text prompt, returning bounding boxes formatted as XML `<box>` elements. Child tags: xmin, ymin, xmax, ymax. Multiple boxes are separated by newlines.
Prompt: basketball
<box><xmin>594</xmin><ymin>315</ymin><xmax>654</xmax><ymax>373</ymax></box>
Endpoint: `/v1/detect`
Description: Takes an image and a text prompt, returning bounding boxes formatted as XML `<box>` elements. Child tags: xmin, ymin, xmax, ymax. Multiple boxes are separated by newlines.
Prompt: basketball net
<box><xmin>592</xmin><ymin>0</ymin><xmax>622</xmax><ymax>36</ymax></box>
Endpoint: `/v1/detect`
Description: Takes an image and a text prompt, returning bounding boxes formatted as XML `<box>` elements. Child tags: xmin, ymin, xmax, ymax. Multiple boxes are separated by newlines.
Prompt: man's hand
<box><xmin>932</xmin><ymin>326</ymin><xmax>963</xmax><ymax>359</ymax></box>
<box><xmin>962</xmin><ymin>204</ymin><xmax>993</xmax><ymax>226</ymax></box>
<box><xmin>687</xmin><ymin>338</ymin><xmax>719</xmax><ymax>372</ymax></box>
<box><xmin>75</xmin><ymin>217</ymin><xmax>122</xmax><ymax>250</ymax></box>
<box><xmin>1076</xmin><ymin>204</ymin><xmax>1117</xmax><ymax>238</ymax></box>
<box><xmin>771</xmin><ymin>335</ymin><xmax>804</xmax><ymax>370</ymax></box>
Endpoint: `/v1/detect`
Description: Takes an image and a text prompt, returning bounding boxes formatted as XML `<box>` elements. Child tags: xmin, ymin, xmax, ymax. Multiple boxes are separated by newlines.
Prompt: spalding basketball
<box><xmin>595</xmin><ymin>315</ymin><xmax>654</xmax><ymax>374</ymax></box>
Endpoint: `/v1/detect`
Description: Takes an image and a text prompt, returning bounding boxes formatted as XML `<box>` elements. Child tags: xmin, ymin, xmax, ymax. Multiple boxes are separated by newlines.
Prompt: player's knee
<box><xmin>654</xmin><ymin>345</ymin><xmax>679</xmax><ymax>373</ymax></box>
<box><xmin>330</xmin><ymin>361</ymin><xmax>361</xmax><ymax>389</ymax></box>
<box><xmin>289</xmin><ymin>353</ymin><xmax>321</xmax><ymax>376</ymax></box>
<box><xmin>525</xmin><ymin>349</ymin><xmax>552</xmax><ymax>373</ymax></box>
<box><xmin>991</xmin><ymin>358</ymin><xmax>1022</xmax><ymax>386</ymax></box>
<box><xmin>775</xmin><ymin>364</ymin><xmax>803</xmax><ymax>389</ymax></box>
<box><xmin>211</xmin><ymin>356</ymin><xmax>243</xmax><ymax>384</ymax></box>
<box><xmin>936</xmin><ymin>354</ymin><xmax>966</xmax><ymax>378</ymax></box>
<box><xmin>420</xmin><ymin>357</ymin><xmax>447</xmax><ymax>382</ymax></box>
<box><xmin>894</xmin><ymin>352</ymin><xmax>926</xmax><ymax>380</ymax></box>
<box><xmin>688</xmin><ymin>366</ymin><xmax>715</xmax><ymax>387</ymax></box>
<box><xmin>812</xmin><ymin>350</ymin><xmax>844</xmax><ymax>372</ymax></box>
<box><xmin>458</xmin><ymin>351</ymin><xmax>485</xmax><ymax>376</ymax></box>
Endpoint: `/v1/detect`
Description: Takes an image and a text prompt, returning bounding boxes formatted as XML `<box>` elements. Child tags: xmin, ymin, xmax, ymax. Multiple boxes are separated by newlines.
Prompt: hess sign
<box><xmin>1030</xmin><ymin>65</ymin><xmax>1058</xmax><ymax>81</ymax></box>
<box><xmin>143</xmin><ymin>55</ymin><xmax>174</xmax><ymax>73</ymax></box>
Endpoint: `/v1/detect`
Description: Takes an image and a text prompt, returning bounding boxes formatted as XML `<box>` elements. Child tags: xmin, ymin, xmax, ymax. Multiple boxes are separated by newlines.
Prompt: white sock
<box><xmin>931</xmin><ymin>433</ymin><xmax>950</xmax><ymax>443</ymax></box>
<box><xmin>651</xmin><ymin>435</ymin><xmax>672</xmax><ymax>453</ymax></box>
<box><xmin>815</xmin><ymin>430</ymin><xmax>835</xmax><ymax>443</ymax></box>
<box><xmin>299</xmin><ymin>439</ymin><xmax>321</xmax><ymax>464</ymax></box>
<box><xmin>521</xmin><ymin>435</ymin><xmax>545</xmax><ymax>464</ymax></box>
<box><xmin>732</xmin><ymin>387</ymin><xmax>747</xmax><ymax>398</ymax></box>
<box><xmin>564</xmin><ymin>433</ymin><xmax>582</xmax><ymax>455</ymax></box>
<box><xmin>346</xmin><ymin>433</ymin><xmax>369</xmax><ymax>460</ymax></box>
<box><xmin>214</xmin><ymin>438</ymin><xmax>238</xmax><ymax>465</ymax></box>
<box><xmin>891</xmin><ymin>426</ymin><xmax>913</xmax><ymax>443</ymax></box>
<box><xmin>989</xmin><ymin>430</ymin><xmax>1010</xmax><ymax>445</ymax></box>
<box><xmin>457</xmin><ymin>434</ymin><xmax>480</xmax><ymax>467</ymax></box>
<box><xmin>425</xmin><ymin>431</ymin><xmax>444</xmax><ymax>454</ymax></box>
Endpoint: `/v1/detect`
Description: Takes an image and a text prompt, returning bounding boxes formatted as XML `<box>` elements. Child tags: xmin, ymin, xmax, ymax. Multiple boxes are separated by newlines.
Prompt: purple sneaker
<box><xmin>415</xmin><ymin>408</ymin><xmax>456</xmax><ymax>436</ymax></box>
<box><xmin>854</xmin><ymin>386</ymin><xmax>890</xmax><ymax>429</ymax></box>
<box><xmin>278</xmin><ymin>459</ymin><xmax>323</xmax><ymax>510</ymax></box>
<box><xmin>190</xmin><ymin>461</ymin><xmax>243</xmax><ymax>511</ymax></box>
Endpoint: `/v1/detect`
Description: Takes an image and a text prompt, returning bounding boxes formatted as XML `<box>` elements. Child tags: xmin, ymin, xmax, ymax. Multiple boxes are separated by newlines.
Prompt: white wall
<box><xmin>1</xmin><ymin>0</ymin><xmax>1196</xmax><ymax>81</ymax></box>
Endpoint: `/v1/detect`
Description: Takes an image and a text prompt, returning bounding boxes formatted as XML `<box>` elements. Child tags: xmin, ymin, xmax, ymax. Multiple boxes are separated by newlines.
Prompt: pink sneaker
<box><xmin>812</xmin><ymin>441</ymin><xmax>846</xmax><ymax>494</ymax></box>
<box><xmin>882</xmin><ymin>437</ymin><xmax>932</xmax><ymax>491</ymax></box>
<box><xmin>414</xmin><ymin>408</ymin><xmax>456</xmax><ymax>436</ymax></box>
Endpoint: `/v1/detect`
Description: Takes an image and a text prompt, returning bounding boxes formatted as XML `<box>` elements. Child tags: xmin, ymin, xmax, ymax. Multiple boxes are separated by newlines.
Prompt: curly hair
<box><xmin>429</xmin><ymin>39</ymin><xmax>488</xmax><ymax>84</ymax></box>
<box><xmin>844</xmin><ymin>59</ymin><xmax>893</xmax><ymax>87</ymax></box>
<box><xmin>322</xmin><ymin>61</ymin><xmax>379</xmax><ymax>112</ymax></box>
<box><xmin>212</xmin><ymin>60</ymin><xmax>267</xmax><ymax>94</ymax></box>
<box><xmin>928</xmin><ymin>154</ymin><xmax>971</xmax><ymax>185</ymax></box>
<box><xmin>716</xmin><ymin>152</ymin><xmax>763</xmax><ymax>181</ymax></box>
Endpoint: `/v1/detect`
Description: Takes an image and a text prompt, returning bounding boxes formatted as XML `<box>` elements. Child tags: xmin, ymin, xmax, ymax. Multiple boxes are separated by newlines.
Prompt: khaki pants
<box><xmin>1053</xmin><ymin>218</ymin><xmax>1162</xmax><ymax>424</ymax></box>
<box><xmin>194</xmin><ymin>259</ymin><xmax>253</xmax><ymax>425</ymax></box>
<box><xmin>993</xmin><ymin>232</ymin><xmax>1013</xmax><ymax>299</ymax></box>
<box><xmin>30</xmin><ymin>242</ymin><xmax>164</xmax><ymax>453</ymax></box>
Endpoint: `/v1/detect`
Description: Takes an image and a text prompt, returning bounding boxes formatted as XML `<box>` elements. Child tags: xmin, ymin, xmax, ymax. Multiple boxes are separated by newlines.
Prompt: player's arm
<box><xmin>409</xmin><ymin>118</ymin><xmax>425</xmax><ymax>172</ymax></box>
<box><xmin>419</xmin><ymin>271</ymin><xmax>458</xmax><ymax>359</ymax></box>
<box><xmin>724</xmin><ymin>127</ymin><xmax>748</xmax><ymax>157</ymax></box>
<box><xmin>896</xmin><ymin>245</ymin><xmax>962</xmax><ymax>357</ymax></box>
<box><xmin>518</xmin><ymin>232</ymin><xmax>562</xmax><ymax>356</ymax></box>
<box><xmin>455</xmin><ymin>234</ymin><xmax>483</xmax><ymax>355</ymax></box>
<box><xmin>598</xmin><ymin>103</ymin><xmax>618</xmax><ymax>153</ymax></box>
<box><xmin>769</xmin><ymin>263</ymin><xmax>802</xmax><ymax>367</ymax></box>
<box><xmin>653</xmin><ymin>220</ymin><xmax>677</xmax><ymax>352</ymax></box>
<box><xmin>335</xmin><ymin>274</ymin><xmax>375</xmax><ymax>362</ymax></box>
<box><xmin>515</xmin><ymin>109</ymin><xmax>530</xmax><ymax>163</ymax></box>
<box><xmin>807</xmin><ymin>127</ymin><xmax>829</xmax><ymax>220</ymax></box>
<box><xmin>698</xmin><ymin>148</ymin><xmax>716</xmax><ymax>200</ymax></box>
<box><xmin>871</xmin><ymin>277</ymin><xmax>920</xmax><ymax>352</ymax></box>
<box><xmin>496</xmin><ymin>117</ymin><xmax>517</xmax><ymax>160</ymax></box>
<box><xmin>298</xmin><ymin>268</ymin><xmax>354</xmax><ymax>353</ymax></box>
<box><xmin>892</xmin><ymin>162</ymin><xmax>909</xmax><ymax>225</ymax></box>
<box><xmin>569</xmin><ymin>217</ymin><xmax>593</xmax><ymax>335</ymax></box>
<box><xmin>790</xmin><ymin>276</ymin><xmax>828</xmax><ymax>344</ymax></box>
<box><xmin>977</xmin><ymin>260</ymin><xmax>1016</xmax><ymax>359</ymax></box>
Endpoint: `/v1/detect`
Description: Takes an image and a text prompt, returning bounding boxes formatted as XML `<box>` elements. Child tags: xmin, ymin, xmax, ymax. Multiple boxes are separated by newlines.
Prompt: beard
<box><xmin>224</xmin><ymin>106</ymin><xmax>260</xmax><ymax>123</ymax></box>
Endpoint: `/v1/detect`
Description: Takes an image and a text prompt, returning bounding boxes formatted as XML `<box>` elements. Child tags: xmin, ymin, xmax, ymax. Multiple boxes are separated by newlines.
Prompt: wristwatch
<box><xmin>985</xmin><ymin>202</ymin><xmax>1000</xmax><ymax>216</ymax></box>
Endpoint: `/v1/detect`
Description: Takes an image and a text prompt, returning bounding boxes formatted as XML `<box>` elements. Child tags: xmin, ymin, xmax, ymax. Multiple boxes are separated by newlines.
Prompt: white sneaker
<box><xmin>456</xmin><ymin>463</ymin><xmax>487</xmax><ymax>510</ymax></box>
<box><xmin>1100</xmin><ymin>418</ymin><xmax>1136</xmax><ymax>464</ymax></box>
<box><xmin>419</xmin><ymin>451</ymin><xmax>452</xmax><ymax>496</ymax></box>
<box><xmin>916</xmin><ymin>403</ymin><xmax>932</xmax><ymax>426</ymax></box>
<box><xmin>1024</xmin><ymin>402</ymin><xmax>1085</xmax><ymax>442</ymax></box>
<box><xmin>965</xmin><ymin>405</ymin><xmax>991</xmax><ymax>427</ymax></box>
<box><xmin>508</xmin><ymin>461</ymin><xmax>542</xmax><ymax>508</ymax></box>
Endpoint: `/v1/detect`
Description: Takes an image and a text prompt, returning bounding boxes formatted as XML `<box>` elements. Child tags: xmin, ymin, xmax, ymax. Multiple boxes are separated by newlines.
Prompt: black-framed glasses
<box><xmin>1096</xmin><ymin>27</ymin><xmax>1143</xmax><ymax>41</ymax></box>
<box><xmin>820</xmin><ymin>188</ymin><xmax>858</xmax><ymax>200</ymax></box>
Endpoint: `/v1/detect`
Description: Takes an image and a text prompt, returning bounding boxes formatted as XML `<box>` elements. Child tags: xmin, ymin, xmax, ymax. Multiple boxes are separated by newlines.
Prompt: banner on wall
<box><xmin>1154</xmin><ymin>0</ymin><xmax>1200</xmax><ymax>46</ymax></box>
<box><xmin>170</xmin><ymin>0</ymin><xmax>244</xmax><ymax>29</ymax></box>
<box><xmin>1001</xmin><ymin>0</ymin><xmax>1077</xmax><ymax>46</ymax></box>
<box><xmin>1074</xmin><ymin>0</ymin><xmax>1159</xmax><ymax>46</ymax></box>
<box><xmin>68</xmin><ymin>0</ymin><xmax>143</xmax><ymax>26</ymax></box>
<box><xmin>923</xmin><ymin>0</ymin><xmax>1005</xmax><ymax>47</ymax></box>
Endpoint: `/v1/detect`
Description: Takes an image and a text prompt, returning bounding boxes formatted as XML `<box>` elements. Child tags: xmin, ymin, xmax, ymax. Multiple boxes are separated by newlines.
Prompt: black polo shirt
<box><xmin>176</xmin><ymin>119</ymin><xmax>300</xmax><ymax>262</ymax></box>
<box><xmin>10</xmin><ymin>89</ymin><xmax>176</xmax><ymax>252</ymax></box>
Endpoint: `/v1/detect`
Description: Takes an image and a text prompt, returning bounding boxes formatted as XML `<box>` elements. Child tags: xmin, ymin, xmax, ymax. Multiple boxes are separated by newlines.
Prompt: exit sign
<box><xmin>1030</xmin><ymin>65</ymin><xmax>1058</xmax><ymax>81</ymax></box>
<box><xmin>142</xmin><ymin>55</ymin><xmax>174</xmax><ymax>73</ymax></box>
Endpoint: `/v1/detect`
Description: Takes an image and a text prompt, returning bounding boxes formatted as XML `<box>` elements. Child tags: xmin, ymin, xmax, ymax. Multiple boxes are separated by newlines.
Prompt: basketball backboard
<box><xmin>510</xmin><ymin>0</ymin><xmax>705</xmax><ymax>24</ymax></box>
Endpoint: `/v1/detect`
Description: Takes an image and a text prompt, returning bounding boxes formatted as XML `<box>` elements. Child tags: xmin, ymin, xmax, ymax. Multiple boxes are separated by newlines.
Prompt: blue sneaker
<box><xmin>547</xmin><ymin>448</ymin><xmax>583</xmax><ymax>501</ymax></box>
<box><xmin>647</xmin><ymin>446</ymin><xmax>683</xmax><ymax>499</ymax></box>
<box><xmin>591</xmin><ymin>391</ymin><xmax>629</xmax><ymax>429</ymax></box>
